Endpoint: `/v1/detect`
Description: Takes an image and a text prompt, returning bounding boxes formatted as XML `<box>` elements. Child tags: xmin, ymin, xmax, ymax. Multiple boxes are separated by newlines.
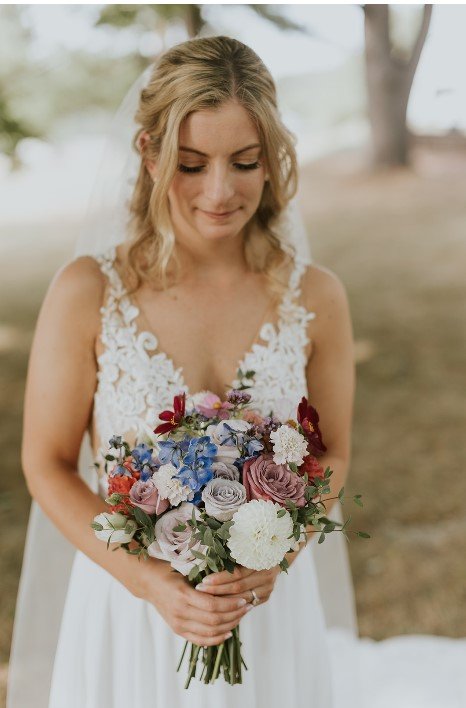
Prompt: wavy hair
<box><xmin>126</xmin><ymin>35</ymin><xmax>299</xmax><ymax>298</ymax></box>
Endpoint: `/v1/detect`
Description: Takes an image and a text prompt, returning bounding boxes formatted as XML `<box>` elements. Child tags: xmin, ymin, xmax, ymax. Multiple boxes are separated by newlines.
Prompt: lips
<box><xmin>201</xmin><ymin>209</ymin><xmax>238</xmax><ymax>219</ymax></box>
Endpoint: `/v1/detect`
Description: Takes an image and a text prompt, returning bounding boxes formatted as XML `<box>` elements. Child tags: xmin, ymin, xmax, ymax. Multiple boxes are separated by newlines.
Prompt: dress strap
<box><xmin>94</xmin><ymin>246</ymin><xmax>126</xmax><ymax>300</ymax></box>
<box><xmin>94</xmin><ymin>246</ymin><xmax>140</xmax><ymax>330</ymax></box>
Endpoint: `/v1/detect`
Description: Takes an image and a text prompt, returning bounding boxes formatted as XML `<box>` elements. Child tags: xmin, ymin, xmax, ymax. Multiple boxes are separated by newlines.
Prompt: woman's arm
<box><xmin>22</xmin><ymin>256</ymin><xmax>146</xmax><ymax>595</ymax></box>
<box><xmin>302</xmin><ymin>263</ymin><xmax>355</xmax><ymax>531</ymax></box>
<box><xmin>22</xmin><ymin>257</ymin><xmax>249</xmax><ymax>646</ymax></box>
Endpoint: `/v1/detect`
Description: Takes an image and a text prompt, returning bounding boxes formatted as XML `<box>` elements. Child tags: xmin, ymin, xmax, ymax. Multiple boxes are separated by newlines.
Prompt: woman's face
<box><xmin>163</xmin><ymin>100</ymin><xmax>268</xmax><ymax>245</ymax></box>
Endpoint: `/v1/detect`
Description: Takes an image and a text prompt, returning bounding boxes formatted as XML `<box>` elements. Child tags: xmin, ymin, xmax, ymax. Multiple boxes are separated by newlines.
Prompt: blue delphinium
<box><xmin>131</xmin><ymin>443</ymin><xmax>158</xmax><ymax>481</ymax></box>
<box><xmin>158</xmin><ymin>437</ymin><xmax>190</xmax><ymax>468</ymax></box>
<box><xmin>183</xmin><ymin>436</ymin><xmax>217</xmax><ymax>466</ymax></box>
<box><xmin>176</xmin><ymin>435</ymin><xmax>217</xmax><ymax>493</ymax></box>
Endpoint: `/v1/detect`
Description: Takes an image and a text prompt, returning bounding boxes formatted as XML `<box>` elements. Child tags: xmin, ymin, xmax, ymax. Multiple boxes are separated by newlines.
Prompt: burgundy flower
<box><xmin>298</xmin><ymin>454</ymin><xmax>325</xmax><ymax>482</ymax></box>
<box><xmin>154</xmin><ymin>392</ymin><xmax>186</xmax><ymax>435</ymax></box>
<box><xmin>297</xmin><ymin>396</ymin><xmax>327</xmax><ymax>457</ymax></box>
<box><xmin>242</xmin><ymin>453</ymin><xmax>306</xmax><ymax>507</ymax></box>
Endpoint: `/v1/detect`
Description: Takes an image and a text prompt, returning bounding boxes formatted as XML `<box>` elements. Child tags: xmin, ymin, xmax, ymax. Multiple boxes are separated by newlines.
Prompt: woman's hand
<box><xmin>138</xmin><ymin>557</ymin><xmax>253</xmax><ymax>646</ymax></box>
<box><xmin>194</xmin><ymin>565</ymin><xmax>281</xmax><ymax>607</ymax></box>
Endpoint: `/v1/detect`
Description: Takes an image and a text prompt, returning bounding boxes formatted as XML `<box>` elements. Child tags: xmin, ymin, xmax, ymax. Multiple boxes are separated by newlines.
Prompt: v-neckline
<box><xmin>105</xmin><ymin>248</ymin><xmax>299</xmax><ymax>400</ymax></box>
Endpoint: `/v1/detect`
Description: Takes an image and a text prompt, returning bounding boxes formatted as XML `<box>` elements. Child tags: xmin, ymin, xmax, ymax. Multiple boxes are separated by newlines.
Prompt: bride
<box><xmin>8</xmin><ymin>35</ymin><xmax>353</xmax><ymax>708</ymax></box>
<box><xmin>8</xmin><ymin>34</ymin><xmax>466</xmax><ymax>708</ymax></box>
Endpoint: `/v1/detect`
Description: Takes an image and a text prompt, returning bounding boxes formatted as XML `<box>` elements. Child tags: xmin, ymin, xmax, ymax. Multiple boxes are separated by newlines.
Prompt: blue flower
<box><xmin>157</xmin><ymin>438</ymin><xmax>190</xmax><ymax>467</ymax></box>
<box><xmin>246</xmin><ymin>438</ymin><xmax>264</xmax><ymax>456</ymax></box>
<box><xmin>177</xmin><ymin>458</ymin><xmax>214</xmax><ymax>492</ymax></box>
<box><xmin>110</xmin><ymin>464</ymin><xmax>132</xmax><ymax>478</ymax></box>
<box><xmin>184</xmin><ymin>436</ymin><xmax>217</xmax><ymax>466</ymax></box>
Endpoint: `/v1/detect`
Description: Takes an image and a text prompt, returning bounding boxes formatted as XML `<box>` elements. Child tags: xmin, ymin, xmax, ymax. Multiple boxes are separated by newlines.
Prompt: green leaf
<box><xmin>173</xmin><ymin>523</ymin><xmax>187</xmax><ymax>532</ymax></box>
<box><xmin>104</xmin><ymin>454</ymin><xmax>116</xmax><ymax>461</ymax></box>
<box><xmin>206</xmin><ymin>517</ymin><xmax>221</xmax><ymax>530</ymax></box>
<box><xmin>191</xmin><ymin>550</ymin><xmax>206</xmax><ymax>560</ymax></box>
<box><xmin>244</xmin><ymin>370</ymin><xmax>256</xmax><ymax>379</ymax></box>
<box><xmin>318</xmin><ymin>531</ymin><xmax>326</xmax><ymax>544</ymax></box>
<box><xmin>279</xmin><ymin>557</ymin><xmax>289</xmax><ymax>573</ymax></box>
<box><xmin>204</xmin><ymin>527</ymin><xmax>214</xmax><ymax>547</ymax></box>
<box><xmin>353</xmin><ymin>496</ymin><xmax>363</xmax><ymax>507</ymax></box>
<box><xmin>356</xmin><ymin>531</ymin><xmax>371</xmax><ymax>539</ymax></box>
<box><xmin>224</xmin><ymin>557</ymin><xmax>235</xmax><ymax>573</ymax></box>
<box><xmin>324</xmin><ymin>467</ymin><xmax>332</xmax><ymax>479</ymax></box>
<box><xmin>277</xmin><ymin>509</ymin><xmax>287</xmax><ymax>518</ymax></box>
<box><xmin>289</xmin><ymin>462</ymin><xmax>298</xmax><ymax>474</ymax></box>
<box><xmin>206</xmin><ymin>556</ymin><xmax>219</xmax><ymax>572</ymax></box>
<box><xmin>338</xmin><ymin>487</ymin><xmax>345</xmax><ymax>501</ymax></box>
<box><xmin>132</xmin><ymin>506</ymin><xmax>153</xmax><ymax>526</ymax></box>
<box><xmin>91</xmin><ymin>522</ymin><xmax>103</xmax><ymax>531</ymax></box>
<box><xmin>188</xmin><ymin>565</ymin><xmax>201</xmax><ymax>582</ymax></box>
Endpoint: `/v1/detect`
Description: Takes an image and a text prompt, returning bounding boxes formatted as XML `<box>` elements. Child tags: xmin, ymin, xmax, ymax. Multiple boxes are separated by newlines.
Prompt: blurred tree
<box><xmin>96</xmin><ymin>4</ymin><xmax>205</xmax><ymax>41</ymax></box>
<box><xmin>364</xmin><ymin>4</ymin><xmax>433</xmax><ymax>168</ymax></box>
<box><xmin>0</xmin><ymin>6</ymin><xmax>41</xmax><ymax>166</ymax></box>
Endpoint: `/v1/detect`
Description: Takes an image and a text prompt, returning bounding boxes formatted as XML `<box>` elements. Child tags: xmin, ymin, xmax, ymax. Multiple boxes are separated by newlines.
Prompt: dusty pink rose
<box><xmin>129</xmin><ymin>479</ymin><xmax>169</xmax><ymax>515</ymax></box>
<box><xmin>242</xmin><ymin>453</ymin><xmax>306</xmax><ymax>507</ymax></box>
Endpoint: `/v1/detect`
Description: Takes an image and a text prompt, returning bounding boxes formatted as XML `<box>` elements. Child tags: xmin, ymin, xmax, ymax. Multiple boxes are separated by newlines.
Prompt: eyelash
<box><xmin>177</xmin><ymin>162</ymin><xmax>261</xmax><ymax>174</ymax></box>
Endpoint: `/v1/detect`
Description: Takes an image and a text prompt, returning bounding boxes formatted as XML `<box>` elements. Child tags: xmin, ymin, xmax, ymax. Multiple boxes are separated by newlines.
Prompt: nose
<box><xmin>203</xmin><ymin>162</ymin><xmax>236</xmax><ymax>209</ymax></box>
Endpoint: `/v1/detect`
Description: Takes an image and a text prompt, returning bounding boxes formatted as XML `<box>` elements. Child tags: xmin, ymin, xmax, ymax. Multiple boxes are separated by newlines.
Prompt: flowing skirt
<box><xmin>48</xmin><ymin>543</ymin><xmax>334</xmax><ymax>708</ymax></box>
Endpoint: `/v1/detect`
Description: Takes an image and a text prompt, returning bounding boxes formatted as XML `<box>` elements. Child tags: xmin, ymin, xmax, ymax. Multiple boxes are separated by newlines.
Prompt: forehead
<box><xmin>178</xmin><ymin>101</ymin><xmax>260</xmax><ymax>154</ymax></box>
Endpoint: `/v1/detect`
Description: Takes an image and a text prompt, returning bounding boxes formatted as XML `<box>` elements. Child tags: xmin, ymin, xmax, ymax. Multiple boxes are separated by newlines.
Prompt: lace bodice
<box><xmin>92</xmin><ymin>247</ymin><xmax>316</xmax><ymax>461</ymax></box>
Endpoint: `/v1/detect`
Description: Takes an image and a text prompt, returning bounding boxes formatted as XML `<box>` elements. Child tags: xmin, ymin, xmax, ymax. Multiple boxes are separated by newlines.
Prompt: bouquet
<box><xmin>91</xmin><ymin>379</ymin><xmax>368</xmax><ymax>687</ymax></box>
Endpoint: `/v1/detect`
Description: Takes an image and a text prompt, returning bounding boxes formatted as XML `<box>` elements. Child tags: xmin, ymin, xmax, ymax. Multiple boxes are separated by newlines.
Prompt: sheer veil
<box><xmin>7</xmin><ymin>60</ymin><xmax>357</xmax><ymax>708</ymax></box>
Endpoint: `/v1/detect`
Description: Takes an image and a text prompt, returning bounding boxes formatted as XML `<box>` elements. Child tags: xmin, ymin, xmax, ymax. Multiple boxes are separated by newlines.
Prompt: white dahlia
<box><xmin>227</xmin><ymin>499</ymin><xmax>293</xmax><ymax>570</ymax></box>
<box><xmin>152</xmin><ymin>463</ymin><xmax>193</xmax><ymax>506</ymax></box>
<box><xmin>270</xmin><ymin>424</ymin><xmax>308</xmax><ymax>466</ymax></box>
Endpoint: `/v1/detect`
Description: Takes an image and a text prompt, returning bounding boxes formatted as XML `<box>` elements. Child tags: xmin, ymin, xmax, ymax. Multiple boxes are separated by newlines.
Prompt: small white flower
<box><xmin>93</xmin><ymin>512</ymin><xmax>137</xmax><ymax>544</ymax></box>
<box><xmin>227</xmin><ymin>499</ymin><xmax>294</xmax><ymax>570</ymax></box>
<box><xmin>270</xmin><ymin>424</ymin><xmax>308</xmax><ymax>466</ymax></box>
<box><xmin>152</xmin><ymin>463</ymin><xmax>193</xmax><ymax>505</ymax></box>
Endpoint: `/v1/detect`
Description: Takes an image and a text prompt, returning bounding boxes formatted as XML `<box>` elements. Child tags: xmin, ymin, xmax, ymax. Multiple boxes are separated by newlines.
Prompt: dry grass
<box><xmin>1</xmin><ymin>145</ymin><xmax>465</xmax><ymax>702</ymax></box>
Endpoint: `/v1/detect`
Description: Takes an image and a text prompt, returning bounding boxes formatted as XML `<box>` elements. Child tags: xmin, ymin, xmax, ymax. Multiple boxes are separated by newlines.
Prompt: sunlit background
<box><xmin>1</xmin><ymin>4</ymin><xmax>466</xmax><ymax>704</ymax></box>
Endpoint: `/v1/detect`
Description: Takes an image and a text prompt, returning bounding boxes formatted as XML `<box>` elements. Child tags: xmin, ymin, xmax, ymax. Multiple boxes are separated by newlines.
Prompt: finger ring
<box><xmin>250</xmin><ymin>589</ymin><xmax>260</xmax><ymax>606</ymax></box>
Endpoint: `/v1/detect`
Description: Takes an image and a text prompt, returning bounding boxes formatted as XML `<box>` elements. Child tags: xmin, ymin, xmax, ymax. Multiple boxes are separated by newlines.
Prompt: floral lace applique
<box><xmin>93</xmin><ymin>247</ymin><xmax>316</xmax><ymax>454</ymax></box>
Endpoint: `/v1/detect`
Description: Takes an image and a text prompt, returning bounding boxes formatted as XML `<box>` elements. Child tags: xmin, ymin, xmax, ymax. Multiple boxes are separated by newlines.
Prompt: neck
<box><xmin>172</xmin><ymin>225</ymin><xmax>250</xmax><ymax>284</ymax></box>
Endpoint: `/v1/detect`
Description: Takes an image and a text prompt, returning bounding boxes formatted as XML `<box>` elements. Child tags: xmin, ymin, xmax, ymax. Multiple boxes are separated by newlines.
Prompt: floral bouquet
<box><xmin>91</xmin><ymin>378</ymin><xmax>368</xmax><ymax>687</ymax></box>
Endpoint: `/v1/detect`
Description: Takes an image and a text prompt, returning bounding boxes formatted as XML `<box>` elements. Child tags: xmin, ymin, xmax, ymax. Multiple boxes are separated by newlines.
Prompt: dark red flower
<box><xmin>298</xmin><ymin>454</ymin><xmax>325</xmax><ymax>482</ymax></box>
<box><xmin>154</xmin><ymin>392</ymin><xmax>186</xmax><ymax>435</ymax></box>
<box><xmin>297</xmin><ymin>396</ymin><xmax>327</xmax><ymax>457</ymax></box>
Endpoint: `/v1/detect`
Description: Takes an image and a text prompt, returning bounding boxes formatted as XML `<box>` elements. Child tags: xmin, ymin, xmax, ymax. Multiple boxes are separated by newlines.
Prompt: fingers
<box><xmin>188</xmin><ymin>603</ymin><xmax>253</xmax><ymax>628</ymax></box>
<box><xmin>195</xmin><ymin>569</ymin><xmax>272</xmax><ymax>597</ymax></box>
<box><xmin>181</xmin><ymin>616</ymin><xmax>242</xmax><ymax>642</ymax></box>
<box><xmin>185</xmin><ymin>586</ymin><xmax>249</xmax><ymax>613</ymax></box>
<box><xmin>202</xmin><ymin>566</ymin><xmax>255</xmax><ymax>586</ymax></box>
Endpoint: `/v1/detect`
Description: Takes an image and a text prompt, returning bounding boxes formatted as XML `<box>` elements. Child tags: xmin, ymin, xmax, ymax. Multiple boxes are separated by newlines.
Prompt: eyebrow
<box><xmin>178</xmin><ymin>143</ymin><xmax>261</xmax><ymax>157</ymax></box>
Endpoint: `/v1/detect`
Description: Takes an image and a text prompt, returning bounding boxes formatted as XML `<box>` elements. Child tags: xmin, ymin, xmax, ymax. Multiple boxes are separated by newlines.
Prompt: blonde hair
<box><xmin>127</xmin><ymin>35</ymin><xmax>299</xmax><ymax>297</ymax></box>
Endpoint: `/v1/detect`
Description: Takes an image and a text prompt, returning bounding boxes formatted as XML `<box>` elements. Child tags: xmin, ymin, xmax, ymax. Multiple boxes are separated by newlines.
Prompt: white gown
<box><xmin>8</xmin><ymin>247</ymin><xmax>466</xmax><ymax>708</ymax></box>
<box><xmin>48</xmin><ymin>247</ymin><xmax>335</xmax><ymax>708</ymax></box>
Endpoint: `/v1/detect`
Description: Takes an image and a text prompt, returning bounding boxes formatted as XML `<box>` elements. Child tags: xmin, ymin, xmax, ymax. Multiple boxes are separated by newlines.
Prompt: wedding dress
<box><xmin>46</xmin><ymin>246</ymin><xmax>335</xmax><ymax>708</ymax></box>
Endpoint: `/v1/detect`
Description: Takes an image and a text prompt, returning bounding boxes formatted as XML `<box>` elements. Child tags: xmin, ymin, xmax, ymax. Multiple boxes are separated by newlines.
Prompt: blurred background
<box><xmin>1</xmin><ymin>3</ymin><xmax>466</xmax><ymax>703</ymax></box>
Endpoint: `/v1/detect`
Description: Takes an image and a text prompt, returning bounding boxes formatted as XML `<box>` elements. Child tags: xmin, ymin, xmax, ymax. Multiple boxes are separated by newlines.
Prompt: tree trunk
<box><xmin>364</xmin><ymin>4</ymin><xmax>432</xmax><ymax>168</ymax></box>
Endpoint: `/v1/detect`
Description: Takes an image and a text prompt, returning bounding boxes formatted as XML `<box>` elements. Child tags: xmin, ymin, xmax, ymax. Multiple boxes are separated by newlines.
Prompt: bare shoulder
<box><xmin>300</xmin><ymin>262</ymin><xmax>350</xmax><ymax>313</ymax></box>
<box><xmin>40</xmin><ymin>255</ymin><xmax>107</xmax><ymax>338</ymax></box>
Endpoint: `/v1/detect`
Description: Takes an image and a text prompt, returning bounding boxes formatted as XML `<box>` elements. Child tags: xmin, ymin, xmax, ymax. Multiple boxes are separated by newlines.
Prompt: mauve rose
<box><xmin>129</xmin><ymin>479</ymin><xmax>169</xmax><ymax>515</ymax></box>
<box><xmin>147</xmin><ymin>503</ymin><xmax>208</xmax><ymax>575</ymax></box>
<box><xmin>212</xmin><ymin>460</ymin><xmax>240</xmax><ymax>481</ymax></box>
<box><xmin>202</xmin><ymin>478</ymin><xmax>247</xmax><ymax>521</ymax></box>
<box><xmin>242</xmin><ymin>453</ymin><xmax>306</xmax><ymax>507</ymax></box>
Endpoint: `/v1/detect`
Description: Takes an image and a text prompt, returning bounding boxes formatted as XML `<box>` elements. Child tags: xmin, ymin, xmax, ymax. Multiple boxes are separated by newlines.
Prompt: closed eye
<box><xmin>178</xmin><ymin>162</ymin><xmax>261</xmax><ymax>174</ymax></box>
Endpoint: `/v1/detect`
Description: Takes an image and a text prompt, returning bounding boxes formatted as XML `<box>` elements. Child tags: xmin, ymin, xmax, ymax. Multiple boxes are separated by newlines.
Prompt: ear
<box><xmin>137</xmin><ymin>130</ymin><xmax>157</xmax><ymax>180</ymax></box>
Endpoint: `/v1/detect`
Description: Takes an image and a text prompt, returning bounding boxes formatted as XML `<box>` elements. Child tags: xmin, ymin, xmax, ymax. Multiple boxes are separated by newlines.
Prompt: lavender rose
<box><xmin>212</xmin><ymin>460</ymin><xmax>240</xmax><ymax>481</ymax></box>
<box><xmin>147</xmin><ymin>503</ymin><xmax>208</xmax><ymax>575</ymax></box>
<box><xmin>242</xmin><ymin>453</ymin><xmax>306</xmax><ymax>508</ymax></box>
<box><xmin>129</xmin><ymin>479</ymin><xmax>169</xmax><ymax>515</ymax></box>
<box><xmin>201</xmin><ymin>478</ymin><xmax>247</xmax><ymax>521</ymax></box>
